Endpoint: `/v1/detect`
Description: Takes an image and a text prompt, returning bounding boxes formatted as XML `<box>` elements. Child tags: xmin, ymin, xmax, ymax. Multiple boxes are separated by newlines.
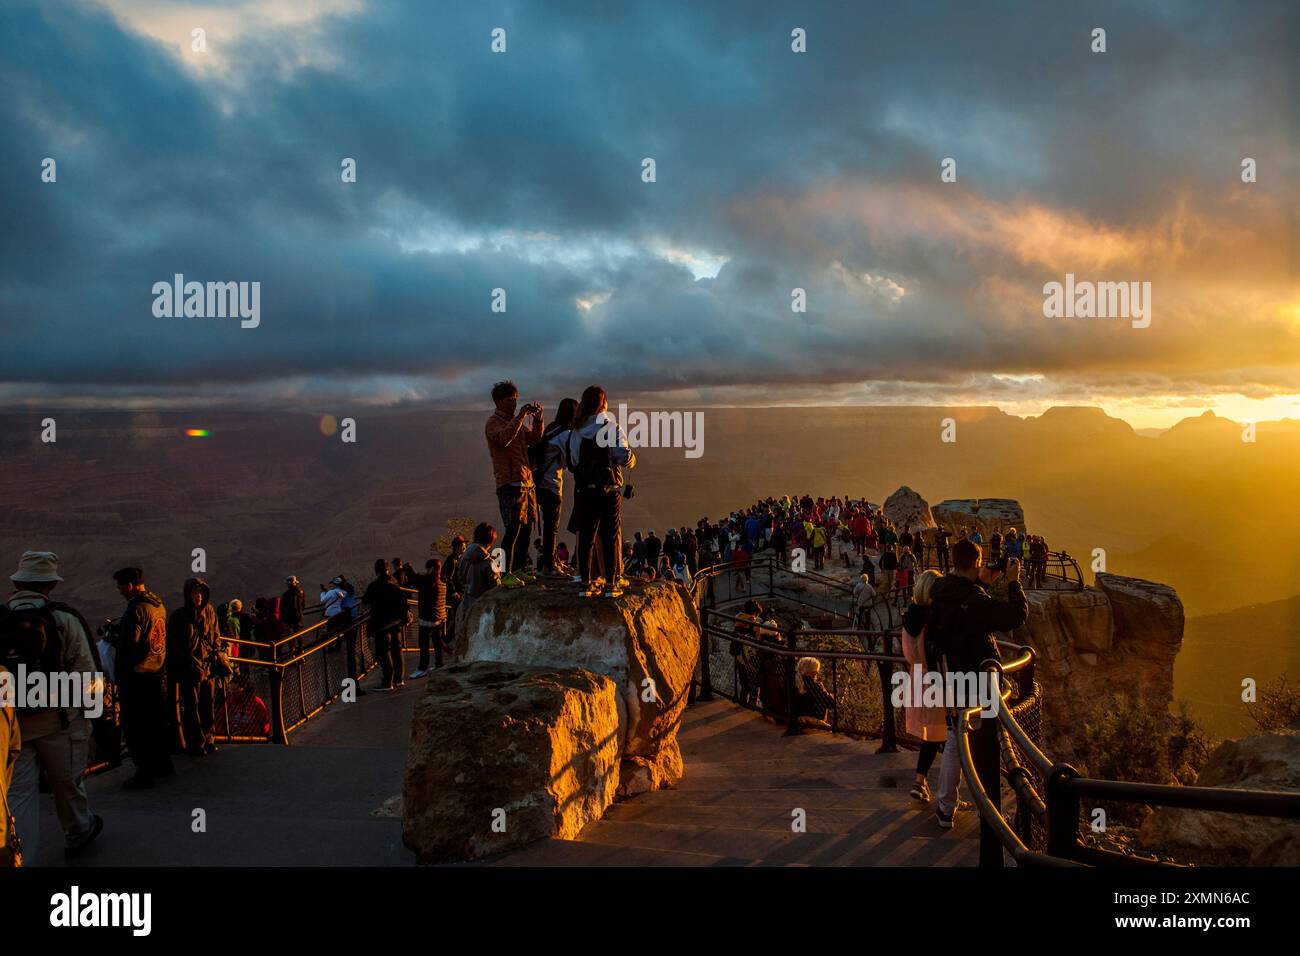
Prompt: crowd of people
<box><xmin>0</xmin><ymin>379</ymin><xmax>1055</xmax><ymax>865</ymax></box>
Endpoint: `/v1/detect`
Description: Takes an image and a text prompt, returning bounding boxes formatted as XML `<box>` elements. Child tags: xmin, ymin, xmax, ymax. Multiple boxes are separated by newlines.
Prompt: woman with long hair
<box><xmin>901</xmin><ymin>570</ymin><xmax>950</xmax><ymax>803</ymax></box>
<box><xmin>535</xmin><ymin>397</ymin><xmax>580</xmax><ymax>575</ymax></box>
<box><xmin>566</xmin><ymin>385</ymin><xmax>635</xmax><ymax>598</ymax></box>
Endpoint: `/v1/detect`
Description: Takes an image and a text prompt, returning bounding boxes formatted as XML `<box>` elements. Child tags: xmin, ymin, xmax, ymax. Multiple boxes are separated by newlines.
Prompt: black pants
<box><xmin>178</xmin><ymin>679</ymin><xmax>215</xmax><ymax>751</ymax></box>
<box><xmin>576</xmin><ymin>487</ymin><xmax>621</xmax><ymax>586</ymax></box>
<box><xmin>418</xmin><ymin>620</ymin><xmax>447</xmax><ymax>671</ymax></box>
<box><xmin>916</xmin><ymin>740</ymin><xmax>941</xmax><ymax>776</ymax></box>
<box><xmin>937</xmin><ymin>548</ymin><xmax>950</xmax><ymax>573</ymax></box>
<box><xmin>372</xmin><ymin>625</ymin><xmax>404</xmax><ymax>686</ymax></box>
<box><xmin>497</xmin><ymin>485</ymin><xmax>534</xmax><ymax>573</ymax></box>
<box><xmin>118</xmin><ymin>671</ymin><xmax>173</xmax><ymax>779</ymax></box>
<box><xmin>538</xmin><ymin>487</ymin><xmax>562</xmax><ymax>571</ymax></box>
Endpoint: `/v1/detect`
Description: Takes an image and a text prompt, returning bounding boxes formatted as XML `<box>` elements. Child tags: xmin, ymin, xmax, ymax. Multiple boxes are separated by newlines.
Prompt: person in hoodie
<box><xmin>5</xmin><ymin>551</ymin><xmax>104</xmax><ymax>861</ymax></box>
<box><xmin>166</xmin><ymin>577</ymin><xmax>219</xmax><ymax>756</ymax></box>
<box><xmin>111</xmin><ymin>566</ymin><xmax>173</xmax><ymax>789</ymax></box>
<box><xmin>456</xmin><ymin>523</ymin><xmax>500</xmax><ymax>616</ymax></box>
<box><xmin>925</xmin><ymin>538</ymin><xmax>1027</xmax><ymax>854</ymax></box>
<box><xmin>534</xmin><ymin>397</ymin><xmax>580</xmax><ymax>576</ymax></box>
<box><xmin>566</xmin><ymin>385</ymin><xmax>636</xmax><ymax>599</ymax></box>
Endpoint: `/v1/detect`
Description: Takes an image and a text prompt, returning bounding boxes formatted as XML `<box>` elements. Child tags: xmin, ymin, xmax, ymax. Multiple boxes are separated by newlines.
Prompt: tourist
<box><xmin>900</xmin><ymin>570</ymin><xmax>947</xmax><ymax>803</ymax></box>
<box><xmin>793</xmin><ymin>657</ymin><xmax>835</xmax><ymax>722</ymax></box>
<box><xmin>412</xmin><ymin>558</ymin><xmax>447</xmax><ymax>677</ymax></box>
<box><xmin>485</xmin><ymin>381</ymin><xmax>544</xmax><ymax>585</ymax></box>
<box><xmin>253</xmin><ymin>596</ymin><xmax>286</xmax><ymax>659</ymax></box>
<box><xmin>935</xmin><ymin>526</ymin><xmax>951</xmax><ymax>573</ymax></box>
<box><xmin>926</xmin><ymin>540</ymin><xmax>1026</xmax><ymax>854</ymax></box>
<box><xmin>879</xmin><ymin>545</ymin><xmax>898</xmax><ymax>595</ymax></box>
<box><xmin>457</xmin><ymin>523</ymin><xmax>501</xmax><ymax>614</ymax></box>
<box><xmin>730</xmin><ymin>599</ymin><xmax>762</xmax><ymax>707</ymax></box>
<box><xmin>0</xmin><ymin>664</ymin><xmax>17</xmax><ymax>866</ymax></box>
<box><xmin>535</xmin><ymin>397</ymin><xmax>580</xmax><ymax>576</ymax></box>
<box><xmin>362</xmin><ymin>559</ymin><xmax>407</xmax><ymax>691</ymax></box>
<box><xmin>567</xmin><ymin>385</ymin><xmax>636</xmax><ymax>599</ymax></box>
<box><xmin>281</xmin><ymin>575</ymin><xmax>305</xmax><ymax>635</ymax></box>
<box><xmin>110</xmin><ymin>566</ymin><xmax>173</xmax><ymax>789</ymax></box>
<box><xmin>441</xmin><ymin>536</ymin><xmax>467</xmax><ymax>649</ymax></box>
<box><xmin>4</xmin><ymin>551</ymin><xmax>104</xmax><ymax>859</ymax></box>
<box><xmin>852</xmin><ymin>572</ymin><xmax>876</xmax><ymax>628</ymax></box>
<box><xmin>165</xmin><ymin>577</ymin><xmax>219</xmax><ymax>757</ymax></box>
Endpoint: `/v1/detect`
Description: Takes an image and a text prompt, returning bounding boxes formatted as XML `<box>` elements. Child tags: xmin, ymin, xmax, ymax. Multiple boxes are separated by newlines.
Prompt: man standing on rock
<box><xmin>926</xmin><ymin>540</ymin><xmax>1027</xmax><ymax>863</ymax></box>
<box><xmin>485</xmin><ymin>381</ymin><xmax>544</xmax><ymax>588</ymax></box>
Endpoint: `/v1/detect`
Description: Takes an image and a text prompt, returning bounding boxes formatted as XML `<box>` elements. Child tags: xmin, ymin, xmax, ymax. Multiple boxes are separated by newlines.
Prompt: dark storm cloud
<box><xmin>0</xmin><ymin>0</ymin><xmax>1295</xmax><ymax>406</ymax></box>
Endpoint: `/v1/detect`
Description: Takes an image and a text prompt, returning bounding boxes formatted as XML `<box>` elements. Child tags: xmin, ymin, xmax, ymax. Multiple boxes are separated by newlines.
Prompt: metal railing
<box><xmin>953</xmin><ymin>655</ymin><xmax>1300</xmax><ymax>867</ymax></box>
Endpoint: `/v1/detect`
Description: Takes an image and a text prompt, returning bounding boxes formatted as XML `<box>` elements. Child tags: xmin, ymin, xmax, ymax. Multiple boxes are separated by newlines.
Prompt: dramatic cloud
<box><xmin>1</xmin><ymin>0</ymin><xmax>1297</xmax><ymax>421</ymax></box>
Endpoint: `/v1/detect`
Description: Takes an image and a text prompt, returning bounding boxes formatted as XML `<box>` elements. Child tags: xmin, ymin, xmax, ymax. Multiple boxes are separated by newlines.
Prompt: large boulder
<box><xmin>457</xmin><ymin>581</ymin><xmax>699</xmax><ymax>796</ymax></box>
<box><xmin>883</xmin><ymin>486</ymin><xmax>935</xmax><ymax>533</ymax></box>
<box><xmin>402</xmin><ymin>661</ymin><xmax>620</xmax><ymax>863</ymax></box>
<box><xmin>1139</xmin><ymin>729</ymin><xmax>1300</xmax><ymax>865</ymax></box>
<box><xmin>1016</xmin><ymin>576</ymin><xmax>1182</xmax><ymax>760</ymax></box>
<box><xmin>932</xmin><ymin>498</ymin><xmax>1026</xmax><ymax>537</ymax></box>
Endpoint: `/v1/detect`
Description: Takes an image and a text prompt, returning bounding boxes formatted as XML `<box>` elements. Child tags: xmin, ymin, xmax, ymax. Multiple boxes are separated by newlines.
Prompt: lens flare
<box><xmin>185</xmin><ymin>428</ymin><xmax>210</xmax><ymax>438</ymax></box>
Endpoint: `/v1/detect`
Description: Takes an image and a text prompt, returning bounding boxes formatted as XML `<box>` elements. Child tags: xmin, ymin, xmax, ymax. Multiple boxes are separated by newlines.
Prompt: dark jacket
<box><xmin>166</xmin><ymin>577</ymin><xmax>218</xmax><ymax>684</ymax></box>
<box><xmin>281</xmin><ymin>584</ymin><xmax>305</xmax><ymax>632</ymax></box>
<box><xmin>362</xmin><ymin>573</ymin><xmax>407</xmax><ymax>632</ymax></box>
<box><xmin>116</xmin><ymin>589</ymin><xmax>167</xmax><ymax>675</ymax></box>
<box><xmin>456</xmin><ymin>545</ymin><xmax>499</xmax><ymax>602</ymax></box>
<box><xmin>926</xmin><ymin>573</ymin><xmax>1028</xmax><ymax>675</ymax></box>
<box><xmin>415</xmin><ymin>569</ymin><xmax>446</xmax><ymax>624</ymax></box>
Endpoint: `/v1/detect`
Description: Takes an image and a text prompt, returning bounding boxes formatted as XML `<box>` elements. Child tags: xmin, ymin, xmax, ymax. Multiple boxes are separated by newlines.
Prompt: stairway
<box><xmin>490</xmin><ymin>699</ymin><xmax>979</xmax><ymax>866</ymax></box>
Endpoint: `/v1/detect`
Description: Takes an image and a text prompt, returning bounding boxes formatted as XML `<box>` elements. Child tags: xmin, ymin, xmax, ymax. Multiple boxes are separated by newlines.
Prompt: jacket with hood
<box><xmin>117</xmin><ymin>588</ymin><xmax>167</xmax><ymax>676</ymax></box>
<box><xmin>281</xmin><ymin>583</ymin><xmax>306</xmax><ymax>632</ymax></box>
<box><xmin>456</xmin><ymin>544</ymin><xmax>500</xmax><ymax>602</ymax></box>
<box><xmin>566</xmin><ymin>411</ymin><xmax>635</xmax><ymax>491</ymax></box>
<box><xmin>166</xmin><ymin>577</ymin><xmax>219</xmax><ymax>684</ymax></box>
<box><xmin>926</xmin><ymin>573</ymin><xmax>1028</xmax><ymax>676</ymax></box>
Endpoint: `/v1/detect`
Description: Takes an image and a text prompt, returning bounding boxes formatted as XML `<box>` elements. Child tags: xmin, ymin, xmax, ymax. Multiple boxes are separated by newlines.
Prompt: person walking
<box><xmin>110</xmin><ymin>566</ymin><xmax>173</xmax><ymax>789</ymax></box>
<box><xmin>3</xmin><ymin>551</ymin><xmax>104</xmax><ymax>860</ymax></box>
<box><xmin>900</xmin><ymin>570</ymin><xmax>949</xmax><ymax>803</ymax></box>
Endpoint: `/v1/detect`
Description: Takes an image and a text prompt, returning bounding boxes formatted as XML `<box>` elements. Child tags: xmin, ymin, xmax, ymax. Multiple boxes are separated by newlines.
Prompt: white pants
<box><xmin>10</xmin><ymin>717</ymin><xmax>93</xmax><ymax>863</ymax></box>
<box><xmin>936</xmin><ymin>724</ymin><xmax>964</xmax><ymax>815</ymax></box>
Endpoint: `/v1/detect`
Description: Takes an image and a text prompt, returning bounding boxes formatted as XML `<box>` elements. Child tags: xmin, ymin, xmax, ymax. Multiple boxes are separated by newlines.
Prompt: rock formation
<box><xmin>402</xmin><ymin>661</ymin><xmax>620</xmax><ymax>864</ymax></box>
<box><xmin>932</xmin><ymin>498</ymin><xmax>1025</xmax><ymax>536</ymax></box>
<box><xmin>883</xmin><ymin>486</ymin><xmax>935</xmax><ymax>532</ymax></box>
<box><xmin>1139</xmin><ymin>726</ymin><xmax>1300</xmax><ymax>865</ymax></box>
<box><xmin>457</xmin><ymin>580</ymin><xmax>699</xmax><ymax>796</ymax></box>
<box><xmin>1016</xmin><ymin>573</ymin><xmax>1184</xmax><ymax>759</ymax></box>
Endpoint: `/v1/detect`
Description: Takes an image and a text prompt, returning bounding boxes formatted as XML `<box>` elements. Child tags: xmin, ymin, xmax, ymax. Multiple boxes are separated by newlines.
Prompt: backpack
<box><xmin>568</xmin><ymin>431</ymin><xmax>618</xmax><ymax>490</ymax></box>
<box><xmin>0</xmin><ymin>604</ymin><xmax>64</xmax><ymax>718</ymax></box>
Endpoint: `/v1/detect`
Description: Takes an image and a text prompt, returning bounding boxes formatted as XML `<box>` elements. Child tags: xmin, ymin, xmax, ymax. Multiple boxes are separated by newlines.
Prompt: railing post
<box><xmin>268</xmin><ymin>665</ymin><xmax>287</xmax><ymax>744</ymax></box>
<box><xmin>876</xmin><ymin>652</ymin><xmax>898</xmax><ymax>753</ymax></box>
<box><xmin>1046</xmin><ymin>763</ymin><xmax>1083</xmax><ymax>860</ymax></box>
<box><xmin>830</xmin><ymin>658</ymin><xmax>838</xmax><ymax>734</ymax></box>
<box><xmin>698</xmin><ymin>607</ymin><xmax>714</xmax><ymax>702</ymax></box>
<box><xmin>766</xmin><ymin>557</ymin><xmax>774</xmax><ymax>600</ymax></box>
<box><xmin>783</xmin><ymin>627</ymin><xmax>801</xmax><ymax>736</ymax></box>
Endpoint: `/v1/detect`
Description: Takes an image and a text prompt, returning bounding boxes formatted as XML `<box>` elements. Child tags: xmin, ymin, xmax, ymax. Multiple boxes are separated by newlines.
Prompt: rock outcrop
<box><xmin>457</xmin><ymin>581</ymin><xmax>699</xmax><ymax>797</ymax></box>
<box><xmin>883</xmin><ymin>486</ymin><xmax>935</xmax><ymax>532</ymax></box>
<box><xmin>402</xmin><ymin>661</ymin><xmax>620</xmax><ymax>863</ymax></box>
<box><xmin>932</xmin><ymin>498</ymin><xmax>1025</xmax><ymax>536</ymax></box>
<box><xmin>1139</xmin><ymin>727</ymin><xmax>1300</xmax><ymax>865</ymax></box>
<box><xmin>1016</xmin><ymin>574</ymin><xmax>1184</xmax><ymax>759</ymax></box>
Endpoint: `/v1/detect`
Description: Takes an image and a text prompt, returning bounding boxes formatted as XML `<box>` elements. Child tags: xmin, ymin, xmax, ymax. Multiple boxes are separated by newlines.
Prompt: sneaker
<box><xmin>516</xmin><ymin>569</ymin><xmax>538</xmax><ymax>583</ymax></box>
<box><xmin>500</xmin><ymin>573</ymin><xmax>526</xmax><ymax>588</ymax></box>
<box><xmin>577</xmin><ymin>586</ymin><xmax>598</xmax><ymax>599</ymax></box>
<box><xmin>410</xmin><ymin>668</ymin><xmax>429</xmax><ymax>679</ymax></box>
<box><xmin>394</xmin><ymin>681</ymin><xmax>406</xmax><ymax>688</ymax></box>
<box><xmin>602</xmin><ymin>587</ymin><xmax>624</xmax><ymax>599</ymax></box>
<box><xmin>65</xmin><ymin>813</ymin><xmax>104</xmax><ymax>858</ymax></box>
<box><xmin>374</xmin><ymin>683</ymin><xmax>393</xmax><ymax>692</ymax></box>
<box><xmin>936</xmin><ymin>807</ymin><xmax>955</xmax><ymax>829</ymax></box>
<box><xmin>909</xmin><ymin>780</ymin><xmax>932</xmax><ymax>802</ymax></box>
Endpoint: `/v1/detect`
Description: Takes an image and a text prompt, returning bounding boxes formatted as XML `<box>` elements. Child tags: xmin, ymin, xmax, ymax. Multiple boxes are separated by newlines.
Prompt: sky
<box><xmin>1</xmin><ymin>0</ymin><xmax>1297</xmax><ymax>429</ymax></box>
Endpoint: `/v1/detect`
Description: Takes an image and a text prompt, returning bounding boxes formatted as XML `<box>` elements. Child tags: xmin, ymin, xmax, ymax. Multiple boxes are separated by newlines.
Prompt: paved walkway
<box><xmin>30</xmin><ymin>680</ymin><xmax>977</xmax><ymax>867</ymax></box>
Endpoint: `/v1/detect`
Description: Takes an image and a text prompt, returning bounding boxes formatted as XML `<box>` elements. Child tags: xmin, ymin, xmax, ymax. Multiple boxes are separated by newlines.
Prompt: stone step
<box><xmin>674</xmin><ymin>767</ymin><xmax>921</xmax><ymax>792</ymax></box>
<box><xmin>683</xmin><ymin>751</ymin><xmax>921</xmax><ymax>777</ymax></box>
<box><xmin>604</xmin><ymin>799</ymin><xmax>956</xmax><ymax>834</ymax></box>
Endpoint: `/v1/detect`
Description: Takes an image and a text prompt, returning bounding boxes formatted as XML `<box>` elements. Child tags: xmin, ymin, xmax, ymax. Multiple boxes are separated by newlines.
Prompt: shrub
<box><xmin>1245</xmin><ymin>675</ymin><xmax>1300</xmax><ymax>733</ymax></box>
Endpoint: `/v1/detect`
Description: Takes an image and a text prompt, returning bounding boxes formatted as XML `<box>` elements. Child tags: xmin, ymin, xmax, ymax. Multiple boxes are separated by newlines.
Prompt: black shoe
<box><xmin>124</xmin><ymin>775</ymin><xmax>155</xmax><ymax>790</ymax></box>
<box><xmin>65</xmin><ymin>814</ymin><xmax>104</xmax><ymax>858</ymax></box>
